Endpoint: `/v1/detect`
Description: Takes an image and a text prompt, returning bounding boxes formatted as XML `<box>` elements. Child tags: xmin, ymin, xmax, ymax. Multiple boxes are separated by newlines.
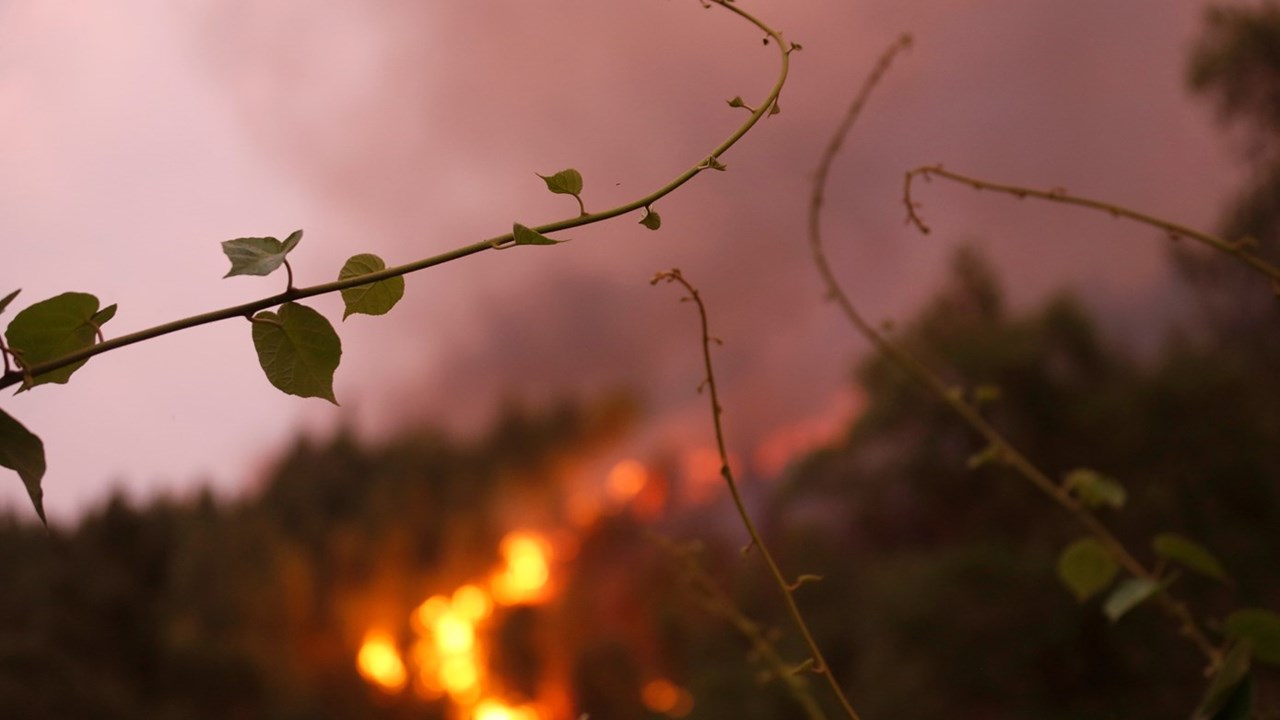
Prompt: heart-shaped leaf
<box><xmin>251</xmin><ymin>302</ymin><xmax>341</xmax><ymax>404</ymax></box>
<box><xmin>1063</xmin><ymin>468</ymin><xmax>1127</xmax><ymax>509</ymax></box>
<box><xmin>1153</xmin><ymin>533</ymin><xmax>1228</xmax><ymax>582</ymax></box>
<box><xmin>338</xmin><ymin>254</ymin><xmax>405</xmax><ymax>319</ymax></box>
<box><xmin>1056</xmin><ymin>537</ymin><xmax>1118</xmax><ymax>601</ymax></box>
<box><xmin>1225</xmin><ymin>609</ymin><xmax>1280</xmax><ymax>665</ymax></box>
<box><xmin>222</xmin><ymin>230</ymin><xmax>303</xmax><ymax>278</ymax></box>
<box><xmin>0</xmin><ymin>407</ymin><xmax>45</xmax><ymax>526</ymax></box>
<box><xmin>537</xmin><ymin>168</ymin><xmax>583</xmax><ymax>196</ymax></box>
<box><xmin>5</xmin><ymin>292</ymin><xmax>111</xmax><ymax>388</ymax></box>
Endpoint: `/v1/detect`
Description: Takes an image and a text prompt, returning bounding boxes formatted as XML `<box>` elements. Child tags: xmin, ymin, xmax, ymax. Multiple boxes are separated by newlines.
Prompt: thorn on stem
<box><xmin>789</xmin><ymin>658</ymin><xmax>816</xmax><ymax>675</ymax></box>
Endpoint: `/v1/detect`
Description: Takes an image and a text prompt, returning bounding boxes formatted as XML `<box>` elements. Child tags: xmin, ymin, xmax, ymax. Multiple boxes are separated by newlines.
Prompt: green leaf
<box><xmin>5</xmin><ymin>292</ymin><xmax>108</xmax><ymax>388</ymax></box>
<box><xmin>0</xmin><ymin>407</ymin><xmax>46</xmax><ymax>526</ymax></box>
<box><xmin>338</xmin><ymin>254</ymin><xmax>405</xmax><ymax>319</ymax></box>
<box><xmin>1063</xmin><ymin>468</ymin><xmax>1127</xmax><ymax>509</ymax></box>
<box><xmin>1056</xmin><ymin>537</ymin><xmax>1118</xmax><ymax>601</ymax></box>
<box><xmin>1153</xmin><ymin>533</ymin><xmax>1228</xmax><ymax>582</ymax></box>
<box><xmin>1224</xmin><ymin>609</ymin><xmax>1280</xmax><ymax>665</ymax></box>
<box><xmin>1193</xmin><ymin>641</ymin><xmax>1253</xmax><ymax>720</ymax></box>
<box><xmin>537</xmin><ymin>168</ymin><xmax>583</xmax><ymax>197</ymax></box>
<box><xmin>1209</xmin><ymin>674</ymin><xmax>1255</xmax><ymax>720</ymax></box>
<box><xmin>1103</xmin><ymin>577</ymin><xmax>1160</xmax><ymax>623</ymax></box>
<box><xmin>250</xmin><ymin>302</ymin><xmax>341</xmax><ymax>404</ymax></box>
<box><xmin>91</xmin><ymin>303</ymin><xmax>118</xmax><ymax>328</ymax></box>
<box><xmin>221</xmin><ymin>230</ymin><xmax>303</xmax><ymax>278</ymax></box>
<box><xmin>0</xmin><ymin>289</ymin><xmax>19</xmax><ymax>316</ymax></box>
<box><xmin>640</xmin><ymin>208</ymin><xmax>662</xmax><ymax>231</ymax></box>
<box><xmin>726</xmin><ymin>96</ymin><xmax>746</xmax><ymax>108</ymax></box>
<box><xmin>512</xmin><ymin>223</ymin><xmax>564</xmax><ymax>246</ymax></box>
<box><xmin>281</xmin><ymin>229</ymin><xmax>303</xmax><ymax>254</ymax></box>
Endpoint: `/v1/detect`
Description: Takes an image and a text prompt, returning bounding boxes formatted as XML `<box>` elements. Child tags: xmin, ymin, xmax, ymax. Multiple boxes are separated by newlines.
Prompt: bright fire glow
<box><xmin>361</xmin><ymin>529</ymin><xmax>556</xmax><ymax>716</ymax></box>
<box><xmin>474</xmin><ymin>698</ymin><xmax>541</xmax><ymax>720</ymax></box>
<box><xmin>357</xmin><ymin>630</ymin><xmax>407</xmax><ymax>692</ymax></box>
<box><xmin>414</xmin><ymin>594</ymin><xmax>487</xmax><ymax>702</ymax></box>
<box><xmin>491</xmin><ymin>532</ymin><xmax>553</xmax><ymax>606</ymax></box>
<box><xmin>453</xmin><ymin>584</ymin><xmax>493</xmax><ymax>621</ymax></box>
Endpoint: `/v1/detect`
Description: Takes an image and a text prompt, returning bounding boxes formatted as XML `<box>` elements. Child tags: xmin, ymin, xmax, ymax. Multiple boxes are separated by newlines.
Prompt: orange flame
<box><xmin>474</xmin><ymin>698</ymin><xmax>542</xmax><ymax>720</ymax></box>
<box><xmin>357</xmin><ymin>630</ymin><xmax>407</xmax><ymax>692</ymax></box>
<box><xmin>360</xmin><ymin>530</ymin><xmax>557</xmax><ymax>716</ymax></box>
<box><xmin>412</xmin><ymin>590</ymin><xmax>487</xmax><ymax>703</ymax></box>
<box><xmin>491</xmin><ymin>531</ymin><xmax>553</xmax><ymax>606</ymax></box>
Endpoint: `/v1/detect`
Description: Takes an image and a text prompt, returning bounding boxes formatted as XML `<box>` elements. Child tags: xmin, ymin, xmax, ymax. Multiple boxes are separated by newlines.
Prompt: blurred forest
<box><xmin>3</xmin><ymin>3</ymin><xmax>1280</xmax><ymax>719</ymax></box>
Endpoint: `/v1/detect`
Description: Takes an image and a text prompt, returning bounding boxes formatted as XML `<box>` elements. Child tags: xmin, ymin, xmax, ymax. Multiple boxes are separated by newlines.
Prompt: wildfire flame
<box><xmin>356</xmin><ymin>630</ymin><xmax>408</xmax><ymax>692</ymax></box>
<box><xmin>355</xmin><ymin>461</ymin><xmax>693</xmax><ymax>719</ymax></box>
<box><xmin>356</xmin><ymin>530</ymin><xmax>555</xmax><ymax>718</ymax></box>
<box><xmin>491</xmin><ymin>531</ymin><xmax>553</xmax><ymax>606</ymax></box>
<box><xmin>474</xmin><ymin>698</ymin><xmax>541</xmax><ymax>720</ymax></box>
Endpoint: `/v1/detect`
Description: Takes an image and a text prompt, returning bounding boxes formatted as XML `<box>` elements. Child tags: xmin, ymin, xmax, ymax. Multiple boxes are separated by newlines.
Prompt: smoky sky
<box><xmin>0</xmin><ymin>1</ymin><xmax>1241</xmax><ymax>521</ymax></box>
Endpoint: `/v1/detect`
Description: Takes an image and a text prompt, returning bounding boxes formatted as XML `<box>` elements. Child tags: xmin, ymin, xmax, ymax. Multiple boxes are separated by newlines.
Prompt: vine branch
<box><xmin>652</xmin><ymin>268</ymin><xmax>863</xmax><ymax>720</ymax></box>
<box><xmin>0</xmin><ymin>0</ymin><xmax>794</xmax><ymax>393</ymax></box>
<box><xmin>903</xmin><ymin>164</ymin><xmax>1280</xmax><ymax>288</ymax></box>
<box><xmin>809</xmin><ymin>39</ymin><xmax>1223</xmax><ymax>668</ymax></box>
<box><xmin>653</xmin><ymin>534</ymin><xmax>829</xmax><ymax>720</ymax></box>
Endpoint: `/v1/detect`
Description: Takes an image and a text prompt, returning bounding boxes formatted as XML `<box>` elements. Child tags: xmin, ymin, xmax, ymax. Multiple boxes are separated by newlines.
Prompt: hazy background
<box><xmin>0</xmin><ymin>0</ymin><xmax>1240</xmax><ymax>522</ymax></box>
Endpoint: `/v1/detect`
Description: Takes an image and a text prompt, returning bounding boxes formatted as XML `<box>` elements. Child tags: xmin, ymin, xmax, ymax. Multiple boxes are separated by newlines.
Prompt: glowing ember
<box><xmin>415</xmin><ymin>594</ymin><xmax>450</xmax><ymax>630</ymax></box>
<box><xmin>642</xmin><ymin>679</ymin><xmax>693</xmax><ymax>718</ymax></box>
<box><xmin>491</xmin><ymin>532</ymin><xmax>552</xmax><ymax>606</ymax></box>
<box><xmin>453</xmin><ymin>584</ymin><xmax>493</xmax><ymax>621</ymax></box>
<box><xmin>606</xmin><ymin>459</ymin><xmax>648</xmax><ymax>502</ymax></box>
<box><xmin>357</xmin><ymin>630</ymin><xmax>407</xmax><ymax>692</ymax></box>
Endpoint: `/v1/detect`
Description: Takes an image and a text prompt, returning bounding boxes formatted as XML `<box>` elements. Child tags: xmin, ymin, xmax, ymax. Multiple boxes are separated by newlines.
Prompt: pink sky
<box><xmin>0</xmin><ymin>1</ymin><xmax>1242</xmax><ymax>523</ymax></box>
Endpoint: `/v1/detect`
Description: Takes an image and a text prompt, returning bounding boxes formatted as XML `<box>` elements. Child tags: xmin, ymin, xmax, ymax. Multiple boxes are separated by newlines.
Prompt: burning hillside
<box><xmin>356</xmin><ymin>530</ymin><xmax>556</xmax><ymax>718</ymax></box>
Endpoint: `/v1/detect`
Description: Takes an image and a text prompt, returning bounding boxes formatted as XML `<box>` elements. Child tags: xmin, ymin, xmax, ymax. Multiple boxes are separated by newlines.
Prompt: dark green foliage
<box><xmin>0</xmin><ymin>408</ymin><xmax>45</xmax><ymax>525</ymax></box>
<box><xmin>1189</xmin><ymin>4</ymin><xmax>1280</xmax><ymax>148</ymax></box>
<box><xmin>5</xmin><ymin>292</ymin><xmax>113</xmax><ymax>388</ymax></box>
<box><xmin>765</xmin><ymin>248</ymin><xmax>1280</xmax><ymax>718</ymax></box>
<box><xmin>1184</xmin><ymin>3</ymin><xmax>1280</xmax><ymax>357</ymax></box>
